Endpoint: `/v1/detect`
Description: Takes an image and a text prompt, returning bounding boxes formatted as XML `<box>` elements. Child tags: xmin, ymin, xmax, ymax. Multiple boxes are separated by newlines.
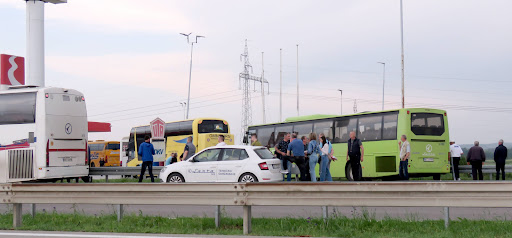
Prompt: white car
<box><xmin>159</xmin><ymin>145</ymin><xmax>282</xmax><ymax>183</ymax></box>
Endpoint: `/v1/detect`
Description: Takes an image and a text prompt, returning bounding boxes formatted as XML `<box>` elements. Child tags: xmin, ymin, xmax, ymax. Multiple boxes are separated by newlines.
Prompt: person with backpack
<box><xmin>307</xmin><ymin>132</ymin><xmax>320</xmax><ymax>182</ymax></box>
<box><xmin>138</xmin><ymin>135</ymin><xmax>155</xmax><ymax>183</ymax></box>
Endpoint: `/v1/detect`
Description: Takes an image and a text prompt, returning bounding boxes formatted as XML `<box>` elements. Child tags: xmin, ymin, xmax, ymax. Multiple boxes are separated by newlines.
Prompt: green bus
<box><xmin>248</xmin><ymin>108</ymin><xmax>450</xmax><ymax>180</ymax></box>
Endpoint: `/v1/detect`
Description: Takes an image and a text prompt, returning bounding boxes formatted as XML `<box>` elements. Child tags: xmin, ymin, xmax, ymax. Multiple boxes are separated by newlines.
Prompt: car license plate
<box><xmin>423</xmin><ymin>158</ymin><xmax>434</xmax><ymax>162</ymax></box>
<box><xmin>272</xmin><ymin>164</ymin><xmax>280</xmax><ymax>169</ymax></box>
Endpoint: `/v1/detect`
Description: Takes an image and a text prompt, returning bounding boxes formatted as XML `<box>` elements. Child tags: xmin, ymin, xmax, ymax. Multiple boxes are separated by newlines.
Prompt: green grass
<box><xmin>1</xmin><ymin>212</ymin><xmax>512</xmax><ymax>237</ymax></box>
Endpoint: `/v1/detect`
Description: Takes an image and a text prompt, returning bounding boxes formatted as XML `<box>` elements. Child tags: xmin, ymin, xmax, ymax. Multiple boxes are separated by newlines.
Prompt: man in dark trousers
<box><xmin>467</xmin><ymin>141</ymin><xmax>486</xmax><ymax>180</ymax></box>
<box><xmin>346</xmin><ymin>131</ymin><xmax>364</xmax><ymax>181</ymax></box>
<box><xmin>287</xmin><ymin>133</ymin><xmax>307</xmax><ymax>181</ymax></box>
<box><xmin>494</xmin><ymin>139</ymin><xmax>507</xmax><ymax>180</ymax></box>
<box><xmin>138</xmin><ymin>135</ymin><xmax>155</xmax><ymax>183</ymax></box>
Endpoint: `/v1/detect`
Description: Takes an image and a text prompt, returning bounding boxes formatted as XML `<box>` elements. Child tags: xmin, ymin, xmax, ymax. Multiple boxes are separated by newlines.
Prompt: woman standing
<box><xmin>307</xmin><ymin>133</ymin><xmax>320</xmax><ymax>181</ymax></box>
<box><xmin>319</xmin><ymin>135</ymin><xmax>333</xmax><ymax>181</ymax></box>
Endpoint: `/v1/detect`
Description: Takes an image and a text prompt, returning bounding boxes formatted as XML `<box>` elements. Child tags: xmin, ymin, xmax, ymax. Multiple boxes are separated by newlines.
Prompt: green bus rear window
<box><xmin>411</xmin><ymin>113</ymin><xmax>445</xmax><ymax>136</ymax></box>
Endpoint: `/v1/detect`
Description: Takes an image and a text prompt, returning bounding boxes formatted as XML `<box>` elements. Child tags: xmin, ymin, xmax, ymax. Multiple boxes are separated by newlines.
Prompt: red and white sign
<box><xmin>0</xmin><ymin>54</ymin><xmax>25</xmax><ymax>86</ymax></box>
<box><xmin>150</xmin><ymin>117</ymin><xmax>165</xmax><ymax>140</ymax></box>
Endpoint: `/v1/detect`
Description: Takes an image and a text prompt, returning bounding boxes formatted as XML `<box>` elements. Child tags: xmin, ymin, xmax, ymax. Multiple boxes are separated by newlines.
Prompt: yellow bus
<box><xmin>126</xmin><ymin>118</ymin><xmax>235</xmax><ymax>167</ymax></box>
<box><xmin>87</xmin><ymin>141</ymin><xmax>121</xmax><ymax>167</ymax></box>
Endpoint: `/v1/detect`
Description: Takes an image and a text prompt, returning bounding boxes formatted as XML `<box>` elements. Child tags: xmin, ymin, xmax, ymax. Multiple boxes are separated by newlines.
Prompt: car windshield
<box><xmin>254</xmin><ymin>148</ymin><xmax>275</xmax><ymax>160</ymax></box>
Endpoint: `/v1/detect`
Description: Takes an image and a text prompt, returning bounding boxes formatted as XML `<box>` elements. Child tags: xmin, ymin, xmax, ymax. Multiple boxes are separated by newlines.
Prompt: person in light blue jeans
<box><xmin>307</xmin><ymin>132</ymin><xmax>320</xmax><ymax>182</ymax></box>
<box><xmin>319</xmin><ymin>135</ymin><xmax>333</xmax><ymax>181</ymax></box>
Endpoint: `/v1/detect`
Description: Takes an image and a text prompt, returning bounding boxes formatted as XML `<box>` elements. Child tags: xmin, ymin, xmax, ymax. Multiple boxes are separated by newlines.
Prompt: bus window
<box><xmin>383</xmin><ymin>113</ymin><xmax>398</xmax><ymax>140</ymax></box>
<box><xmin>334</xmin><ymin>118</ymin><xmax>356</xmax><ymax>143</ymax></box>
<box><xmin>358</xmin><ymin>115</ymin><xmax>383</xmax><ymax>141</ymax></box>
<box><xmin>293</xmin><ymin>123</ymin><xmax>313</xmax><ymax>139</ymax></box>
<box><xmin>411</xmin><ymin>113</ymin><xmax>445</xmax><ymax>136</ymax></box>
<box><xmin>257</xmin><ymin>127</ymin><xmax>276</xmax><ymax>148</ymax></box>
<box><xmin>198</xmin><ymin>120</ymin><xmax>228</xmax><ymax>133</ymax></box>
<box><xmin>314</xmin><ymin>120</ymin><xmax>333</xmax><ymax>141</ymax></box>
<box><xmin>107</xmin><ymin>143</ymin><xmax>120</xmax><ymax>150</ymax></box>
<box><xmin>275</xmin><ymin>125</ymin><xmax>293</xmax><ymax>143</ymax></box>
<box><xmin>0</xmin><ymin>92</ymin><xmax>36</xmax><ymax>125</ymax></box>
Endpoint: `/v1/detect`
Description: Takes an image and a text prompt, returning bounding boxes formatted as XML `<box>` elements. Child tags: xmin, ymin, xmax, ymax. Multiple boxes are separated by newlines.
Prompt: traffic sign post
<box><xmin>150</xmin><ymin>118</ymin><xmax>166</xmax><ymax>162</ymax></box>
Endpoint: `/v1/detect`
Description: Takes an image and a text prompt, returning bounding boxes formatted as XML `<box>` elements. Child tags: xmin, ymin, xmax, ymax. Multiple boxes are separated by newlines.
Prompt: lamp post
<box><xmin>400</xmin><ymin>0</ymin><xmax>405</xmax><ymax>108</ymax></box>
<box><xmin>180</xmin><ymin>33</ymin><xmax>204</xmax><ymax>119</ymax></box>
<box><xmin>337</xmin><ymin>89</ymin><xmax>343</xmax><ymax>115</ymax></box>
<box><xmin>377</xmin><ymin>62</ymin><xmax>385</xmax><ymax>110</ymax></box>
<box><xmin>180</xmin><ymin>102</ymin><xmax>187</xmax><ymax>120</ymax></box>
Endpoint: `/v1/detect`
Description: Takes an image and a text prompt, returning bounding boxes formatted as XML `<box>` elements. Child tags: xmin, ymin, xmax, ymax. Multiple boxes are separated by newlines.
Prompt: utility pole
<box><xmin>261</xmin><ymin>52</ymin><xmax>266</xmax><ymax>124</ymax></box>
<box><xmin>378</xmin><ymin>62</ymin><xmax>386</xmax><ymax>110</ymax></box>
<box><xmin>239</xmin><ymin>40</ymin><xmax>268</xmax><ymax>143</ymax></box>
<box><xmin>180</xmin><ymin>32</ymin><xmax>204</xmax><ymax>119</ymax></box>
<box><xmin>353</xmin><ymin>100</ymin><xmax>358</xmax><ymax>113</ymax></box>
<box><xmin>179</xmin><ymin>102</ymin><xmax>187</xmax><ymax>120</ymax></box>
<box><xmin>279</xmin><ymin>48</ymin><xmax>283</xmax><ymax>122</ymax></box>
<box><xmin>296</xmin><ymin>44</ymin><xmax>299</xmax><ymax>116</ymax></box>
<box><xmin>337</xmin><ymin>89</ymin><xmax>343</xmax><ymax>115</ymax></box>
<box><xmin>400</xmin><ymin>0</ymin><xmax>405</xmax><ymax>108</ymax></box>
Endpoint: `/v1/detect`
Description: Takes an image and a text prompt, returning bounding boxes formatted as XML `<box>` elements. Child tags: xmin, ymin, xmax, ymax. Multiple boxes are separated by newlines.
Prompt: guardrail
<box><xmin>457</xmin><ymin>165</ymin><xmax>512</xmax><ymax>180</ymax></box>
<box><xmin>2</xmin><ymin>181</ymin><xmax>512</xmax><ymax>234</ymax></box>
<box><xmin>88</xmin><ymin>166</ymin><xmax>163</xmax><ymax>181</ymax></box>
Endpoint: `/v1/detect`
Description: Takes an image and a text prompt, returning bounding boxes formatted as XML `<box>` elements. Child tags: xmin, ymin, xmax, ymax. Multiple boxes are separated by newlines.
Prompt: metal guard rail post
<box><xmin>3</xmin><ymin>182</ymin><xmax>512</xmax><ymax>234</ymax></box>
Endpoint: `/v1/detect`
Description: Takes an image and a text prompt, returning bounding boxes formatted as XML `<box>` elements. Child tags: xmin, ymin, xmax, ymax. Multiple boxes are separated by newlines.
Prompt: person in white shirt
<box><xmin>216</xmin><ymin>135</ymin><xmax>227</xmax><ymax>146</ymax></box>
<box><xmin>399</xmin><ymin>135</ymin><xmax>411</xmax><ymax>180</ymax></box>
<box><xmin>449</xmin><ymin>141</ymin><xmax>464</xmax><ymax>180</ymax></box>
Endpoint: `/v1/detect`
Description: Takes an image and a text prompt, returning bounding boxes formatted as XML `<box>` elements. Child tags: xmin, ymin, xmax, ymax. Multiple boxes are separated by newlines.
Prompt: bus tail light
<box><xmin>45</xmin><ymin>93</ymin><xmax>49</xmax><ymax>98</ymax></box>
<box><xmin>258</xmin><ymin>162</ymin><xmax>269</xmax><ymax>170</ymax></box>
<box><xmin>46</xmin><ymin>140</ymin><xmax>50</xmax><ymax>167</ymax></box>
<box><xmin>105</xmin><ymin>155</ymin><xmax>108</xmax><ymax>163</ymax></box>
<box><xmin>407</xmin><ymin>110</ymin><xmax>410</xmax><ymax>114</ymax></box>
<box><xmin>85</xmin><ymin>142</ymin><xmax>88</xmax><ymax>165</ymax></box>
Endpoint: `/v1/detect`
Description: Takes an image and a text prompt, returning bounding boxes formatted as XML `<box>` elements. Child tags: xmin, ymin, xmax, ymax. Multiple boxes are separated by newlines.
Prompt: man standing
<box><xmin>183</xmin><ymin>136</ymin><xmax>196</xmax><ymax>161</ymax></box>
<box><xmin>138</xmin><ymin>135</ymin><xmax>155</xmax><ymax>183</ymax></box>
<box><xmin>165</xmin><ymin>153</ymin><xmax>178</xmax><ymax>166</ymax></box>
<box><xmin>275</xmin><ymin>133</ymin><xmax>291</xmax><ymax>174</ymax></box>
<box><xmin>346</xmin><ymin>131</ymin><xmax>364</xmax><ymax>181</ymax></box>
<box><xmin>467</xmin><ymin>141</ymin><xmax>486</xmax><ymax>180</ymax></box>
<box><xmin>494</xmin><ymin>139</ymin><xmax>507</xmax><ymax>180</ymax></box>
<box><xmin>449</xmin><ymin>141</ymin><xmax>464</xmax><ymax>180</ymax></box>
<box><xmin>217</xmin><ymin>135</ymin><xmax>227</xmax><ymax>146</ymax></box>
<box><xmin>251</xmin><ymin>133</ymin><xmax>262</xmax><ymax>146</ymax></box>
<box><xmin>287</xmin><ymin>133</ymin><xmax>307</xmax><ymax>181</ymax></box>
<box><xmin>398</xmin><ymin>135</ymin><xmax>410</xmax><ymax>180</ymax></box>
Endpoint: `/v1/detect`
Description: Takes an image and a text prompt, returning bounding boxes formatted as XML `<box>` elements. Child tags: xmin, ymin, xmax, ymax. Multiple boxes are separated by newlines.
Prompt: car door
<box><xmin>217</xmin><ymin>148</ymin><xmax>250</xmax><ymax>182</ymax></box>
<box><xmin>185</xmin><ymin>148</ymin><xmax>221</xmax><ymax>182</ymax></box>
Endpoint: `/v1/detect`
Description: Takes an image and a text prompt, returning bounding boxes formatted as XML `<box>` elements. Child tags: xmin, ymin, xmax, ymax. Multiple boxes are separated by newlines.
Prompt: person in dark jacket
<box><xmin>467</xmin><ymin>141</ymin><xmax>486</xmax><ymax>180</ymax></box>
<box><xmin>494</xmin><ymin>139</ymin><xmax>508</xmax><ymax>180</ymax></box>
<box><xmin>138</xmin><ymin>135</ymin><xmax>155</xmax><ymax>183</ymax></box>
<box><xmin>346</xmin><ymin>131</ymin><xmax>364</xmax><ymax>181</ymax></box>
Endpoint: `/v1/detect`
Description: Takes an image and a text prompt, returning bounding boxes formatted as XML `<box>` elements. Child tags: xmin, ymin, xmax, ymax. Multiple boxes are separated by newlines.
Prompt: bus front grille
<box><xmin>8</xmin><ymin>149</ymin><xmax>34</xmax><ymax>179</ymax></box>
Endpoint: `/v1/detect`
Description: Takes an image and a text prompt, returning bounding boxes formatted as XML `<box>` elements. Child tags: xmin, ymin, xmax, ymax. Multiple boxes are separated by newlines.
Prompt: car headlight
<box><xmin>160</xmin><ymin>166</ymin><xmax>168</xmax><ymax>174</ymax></box>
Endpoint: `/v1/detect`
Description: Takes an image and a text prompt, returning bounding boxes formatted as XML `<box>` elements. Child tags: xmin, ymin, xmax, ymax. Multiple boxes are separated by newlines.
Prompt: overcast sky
<box><xmin>0</xmin><ymin>0</ymin><xmax>511</xmax><ymax>144</ymax></box>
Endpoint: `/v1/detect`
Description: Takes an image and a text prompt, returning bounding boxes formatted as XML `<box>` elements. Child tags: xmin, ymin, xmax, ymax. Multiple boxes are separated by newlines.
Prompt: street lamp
<box><xmin>337</xmin><ymin>89</ymin><xmax>343</xmax><ymax>115</ymax></box>
<box><xmin>179</xmin><ymin>102</ymin><xmax>187</xmax><ymax>120</ymax></box>
<box><xmin>180</xmin><ymin>33</ymin><xmax>205</xmax><ymax>119</ymax></box>
<box><xmin>377</xmin><ymin>62</ymin><xmax>385</xmax><ymax>110</ymax></box>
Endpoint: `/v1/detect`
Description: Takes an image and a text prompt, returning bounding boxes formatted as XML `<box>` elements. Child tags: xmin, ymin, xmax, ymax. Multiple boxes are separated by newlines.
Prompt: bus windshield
<box><xmin>411</xmin><ymin>113</ymin><xmax>445</xmax><ymax>136</ymax></box>
<box><xmin>198</xmin><ymin>120</ymin><xmax>228</xmax><ymax>133</ymax></box>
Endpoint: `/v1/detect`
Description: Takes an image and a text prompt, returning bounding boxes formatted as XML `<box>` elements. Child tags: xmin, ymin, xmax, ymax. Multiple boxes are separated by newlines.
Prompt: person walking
<box><xmin>217</xmin><ymin>135</ymin><xmax>227</xmax><ymax>146</ymax></box>
<box><xmin>307</xmin><ymin>133</ymin><xmax>320</xmax><ymax>182</ymax></box>
<box><xmin>449</xmin><ymin>141</ymin><xmax>464</xmax><ymax>180</ymax></box>
<box><xmin>287</xmin><ymin>133</ymin><xmax>307</xmax><ymax>181</ymax></box>
<box><xmin>319</xmin><ymin>135</ymin><xmax>333</xmax><ymax>181</ymax></box>
<box><xmin>251</xmin><ymin>133</ymin><xmax>262</xmax><ymax>146</ymax></box>
<box><xmin>275</xmin><ymin>133</ymin><xmax>291</xmax><ymax>175</ymax></box>
<box><xmin>467</xmin><ymin>141</ymin><xmax>486</xmax><ymax>180</ymax></box>
<box><xmin>138</xmin><ymin>135</ymin><xmax>155</xmax><ymax>183</ymax></box>
<box><xmin>346</xmin><ymin>131</ymin><xmax>364</xmax><ymax>181</ymax></box>
<box><xmin>183</xmin><ymin>136</ymin><xmax>196</xmax><ymax>160</ymax></box>
<box><xmin>399</xmin><ymin>135</ymin><xmax>410</xmax><ymax>180</ymax></box>
<box><xmin>494</xmin><ymin>139</ymin><xmax>507</xmax><ymax>180</ymax></box>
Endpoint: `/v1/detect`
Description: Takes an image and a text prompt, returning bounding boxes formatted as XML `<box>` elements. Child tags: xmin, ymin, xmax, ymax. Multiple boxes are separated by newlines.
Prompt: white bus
<box><xmin>0</xmin><ymin>86</ymin><xmax>89</xmax><ymax>183</ymax></box>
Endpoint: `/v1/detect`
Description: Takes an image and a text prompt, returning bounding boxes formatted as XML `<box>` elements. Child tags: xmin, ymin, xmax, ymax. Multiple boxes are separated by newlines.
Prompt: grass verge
<box><xmin>0</xmin><ymin>213</ymin><xmax>511</xmax><ymax>237</ymax></box>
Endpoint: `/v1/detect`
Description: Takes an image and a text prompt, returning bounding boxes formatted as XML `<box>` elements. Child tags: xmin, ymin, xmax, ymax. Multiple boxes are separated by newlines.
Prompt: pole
<box><xmin>296</xmin><ymin>44</ymin><xmax>299</xmax><ymax>116</ymax></box>
<box><xmin>186</xmin><ymin>43</ymin><xmax>194</xmax><ymax>119</ymax></box>
<box><xmin>26</xmin><ymin>0</ymin><xmax>45</xmax><ymax>87</ymax></box>
<box><xmin>378</xmin><ymin>62</ymin><xmax>386</xmax><ymax>110</ymax></box>
<box><xmin>279</xmin><ymin>48</ymin><xmax>283</xmax><ymax>122</ymax></box>
<box><xmin>338</xmin><ymin>89</ymin><xmax>343</xmax><ymax>115</ymax></box>
<box><xmin>400</xmin><ymin>0</ymin><xmax>405</xmax><ymax>108</ymax></box>
<box><xmin>261</xmin><ymin>52</ymin><xmax>266</xmax><ymax>124</ymax></box>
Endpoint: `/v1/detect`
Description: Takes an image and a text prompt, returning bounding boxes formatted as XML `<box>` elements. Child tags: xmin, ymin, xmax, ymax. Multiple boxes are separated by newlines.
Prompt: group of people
<box><xmin>451</xmin><ymin>139</ymin><xmax>508</xmax><ymax>180</ymax></box>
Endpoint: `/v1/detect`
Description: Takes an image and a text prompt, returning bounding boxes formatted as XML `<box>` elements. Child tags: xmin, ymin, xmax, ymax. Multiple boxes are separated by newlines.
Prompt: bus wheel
<box><xmin>433</xmin><ymin>174</ymin><xmax>441</xmax><ymax>180</ymax></box>
<box><xmin>81</xmin><ymin>176</ymin><xmax>92</xmax><ymax>183</ymax></box>
<box><xmin>90</xmin><ymin>163</ymin><xmax>95</xmax><ymax>167</ymax></box>
<box><xmin>167</xmin><ymin>173</ymin><xmax>185</xmax><ymax>183</ymax></box>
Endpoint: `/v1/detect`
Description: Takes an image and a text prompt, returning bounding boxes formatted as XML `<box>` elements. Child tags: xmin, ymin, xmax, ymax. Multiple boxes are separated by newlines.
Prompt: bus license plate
<box><xmin>272</xmin><ymin>164</ymin><xmax>280</xmax><ymax>169</ymax></box>
<box><xmin>423</xmin><ymin>158</ymin><xmax>434</xmax><ymax>162</ymax></box>
<box><xmin>63</xmin><ymin>157</ymin><xmax>73</xmax><ymax>162</ymax></box>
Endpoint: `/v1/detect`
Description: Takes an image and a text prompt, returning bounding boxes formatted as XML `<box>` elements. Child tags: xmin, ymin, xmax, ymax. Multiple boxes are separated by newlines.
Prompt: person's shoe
<box><xmin>280</xmin><ymin>170</ymin><xmax>289</xmax><ymax>174</ymax></box>
<box><xmin>457</xmin><ymin>178</ymin><xmax>461</xmax><ymax>181</ymax></box>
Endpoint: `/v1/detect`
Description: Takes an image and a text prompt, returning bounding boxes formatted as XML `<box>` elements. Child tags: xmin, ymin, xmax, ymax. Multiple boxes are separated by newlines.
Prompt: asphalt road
<box><xmin>1</xmin><ymin>203</ymin><xmax>511</xmax><ymax>221</ymax></box>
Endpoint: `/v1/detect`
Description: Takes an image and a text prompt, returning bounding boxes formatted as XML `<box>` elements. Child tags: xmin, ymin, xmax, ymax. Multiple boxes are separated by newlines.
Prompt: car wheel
<box><xmin>167</xmin><ymin>173</ymin><xmax>185</xmax><ymax>183</ymax></box>
<box><xmin>238</xmin><ymin>173</ymin><xmax>258</xmax><ymax>183</ymax></box>
<box><xmin>90</xmin><ymin>163</ymin><xmax>95</xmax><ymax>167</ymax></box>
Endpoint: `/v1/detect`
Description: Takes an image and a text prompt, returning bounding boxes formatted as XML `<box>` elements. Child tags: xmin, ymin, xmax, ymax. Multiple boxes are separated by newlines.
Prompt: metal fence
<box><xmin>458</xmin><ymin>165</ymin><xmax>512</xmax><ymax>179</ymax></box>
<box><xmin>2</xmin><ymin>181</ymin><xmax>512</xmax><ymax>234</ymax></box>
